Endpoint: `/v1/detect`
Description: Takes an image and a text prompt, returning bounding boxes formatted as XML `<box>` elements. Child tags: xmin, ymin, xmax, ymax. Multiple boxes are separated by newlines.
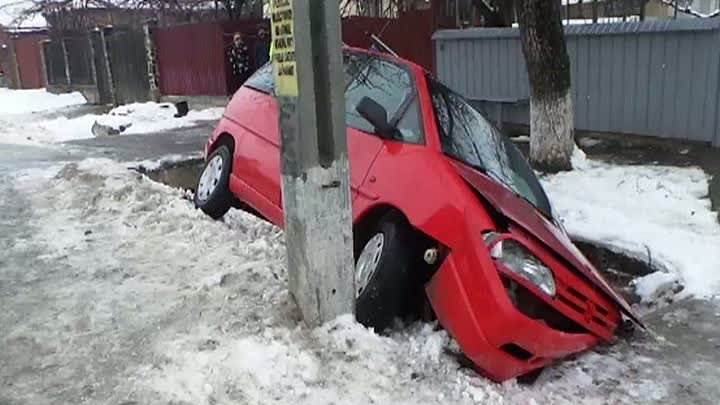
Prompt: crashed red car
<box><xmin>194</xmin><ymin>48</ymin><xmax>640</xmax><ymax>382</ymax></box>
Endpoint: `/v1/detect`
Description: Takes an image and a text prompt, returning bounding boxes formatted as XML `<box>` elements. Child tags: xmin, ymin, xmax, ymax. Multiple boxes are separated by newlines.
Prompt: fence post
<box><xmin>60</xmin><ymin>38</ymin><xmax>71</xmax><ymax>86</ymax></box>
<box><xmin>7</xmin><ymin>35</ymin><xmax>22</xmax><ymax>89</ymax></box>
<box><xmin>87</xmin><ymin>32</ymin><xmax>99</xmax><ymax>92</ymax></box>
<box><xmin>101</xmin><ymin>27</ymin><xmax>118</xmax><ymax>106</ymax></box>
<box><xmin>39</xmin><ymin>40</ymin><xmax>50</xmax><ymax>87</ymax></box>
<box><xmin>143</xmin><ymin>19</ymin><xmax>160</xmax><ymax>102</ymax></box>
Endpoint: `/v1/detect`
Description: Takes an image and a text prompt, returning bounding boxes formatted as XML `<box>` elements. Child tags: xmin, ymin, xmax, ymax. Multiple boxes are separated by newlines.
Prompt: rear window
<box><xmin>244</xmin><ymin>63</ymin><xmax>274</xmax><ymax>94</ymax></box>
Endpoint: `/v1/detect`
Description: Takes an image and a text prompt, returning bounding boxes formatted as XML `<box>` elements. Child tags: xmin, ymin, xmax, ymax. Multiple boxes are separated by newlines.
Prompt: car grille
<box><xmin>500</xmin><ymin>274</ymin><xmax>588</xmax><ymax>334</ymax></box>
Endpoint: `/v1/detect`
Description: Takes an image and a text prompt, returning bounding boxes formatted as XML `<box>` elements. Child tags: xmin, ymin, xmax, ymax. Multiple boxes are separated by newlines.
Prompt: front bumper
<box><xmin>425</xmin><ymin>226</ymin><xmax>620</xmax><ymax>382</ymax></box>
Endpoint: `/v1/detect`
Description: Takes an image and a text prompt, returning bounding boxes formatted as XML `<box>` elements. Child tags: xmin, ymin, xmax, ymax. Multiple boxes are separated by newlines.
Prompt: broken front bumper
<box><xmin>425</xmin><ymin>227</ymin><xmax>620</xmax><ymax>382</ymax></box>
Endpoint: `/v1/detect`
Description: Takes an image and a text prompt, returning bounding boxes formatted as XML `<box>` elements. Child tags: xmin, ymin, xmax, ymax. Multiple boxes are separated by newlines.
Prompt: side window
<box><xmin>244</xmin><ymin>63</ymin><xmax>274</xmax><ymax>94</ymax></box>
<box><xmin>343</xmin><ymin>52</ymin><xmax>370</xmax><ymax>87</ymax></box>
<box><xmin>395</xmin><ymin>96</ymin><xmax>423</xmax><ymax>143</ymax></box>
<box><xmin>344</xmin><ymin>56</ymin><xmax>422</xmax><ymax>143</ymax></box>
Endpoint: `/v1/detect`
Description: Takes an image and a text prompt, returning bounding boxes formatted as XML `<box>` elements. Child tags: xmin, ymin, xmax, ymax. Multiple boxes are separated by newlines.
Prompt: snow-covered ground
<box><xmin>2</xmin><ymin>157</ymin><xmax>673</xmax><ymax>405</ymax></box>
<box><xmin>0</xmin><ymin>89</ymin><xmax>223</xmax><ymax>145</ymax></box>
<box><xmin>544</xmin><ymin>153</ymin><xmax>720</xmax><ymax>302</ymax></box>
<box><xmin>2</xmin><ymin>85</ymin><xmax>720</xmax><ymax>404</ymax></box>
<box><xmin>0</xmin><ymin>88</ymin><xmax>86</xmax><ymax>114</ymax></box>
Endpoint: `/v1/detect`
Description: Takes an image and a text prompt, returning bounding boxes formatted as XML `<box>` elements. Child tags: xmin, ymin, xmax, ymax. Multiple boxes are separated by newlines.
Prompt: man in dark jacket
<box><xmin>227</xmin><ymin>32</ymin><xmax>250</xmax><ymax>94</ymax></box>
<box><xmin>254</xmin><ymin>27</ymin><xmax>270</xmax><ymax>70</ymax></box>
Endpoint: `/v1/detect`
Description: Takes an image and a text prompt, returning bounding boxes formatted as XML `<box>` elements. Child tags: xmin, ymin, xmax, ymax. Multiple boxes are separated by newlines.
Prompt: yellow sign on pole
<box><xmin>270</xmin><ymin>0</ymin><xmax>298</xmax><ymax>97</ymax></box>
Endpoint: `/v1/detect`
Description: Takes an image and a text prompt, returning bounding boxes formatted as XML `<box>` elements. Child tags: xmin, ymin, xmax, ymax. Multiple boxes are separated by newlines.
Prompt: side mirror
<box><xmin>355</xmin><ymin>96</ymin><xmax>395</xmax><ymax>139</ymax></box>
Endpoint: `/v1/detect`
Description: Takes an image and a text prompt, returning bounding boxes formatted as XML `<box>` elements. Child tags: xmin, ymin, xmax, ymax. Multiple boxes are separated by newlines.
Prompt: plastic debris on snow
<box><xmin>543</xmin><ymin>153</ymin><xmax>720</xmax><ymax>301</ymax></box>
<box><xmin>0</xmin><ymin>88</ymin><xmax>86</xmax><ymax>114</ymax></box>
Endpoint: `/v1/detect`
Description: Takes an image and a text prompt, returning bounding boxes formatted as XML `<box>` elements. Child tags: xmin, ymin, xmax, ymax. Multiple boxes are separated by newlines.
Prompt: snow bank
<box><xmin>0</xmin><ymin>101</ymin><xmax>223</xmax><ymax>145</ymax></box>
<box><xmin>633</xmin><ymin>271</ymin><xmax>681</xmax><ymax>303</ymax></box>
<box><xmin>95</xmin><ymin>102</ymin><xmax>224</xmax><ymax>135</ymax></box>
<box><xmin>543</xmin><ymin>160</ymin><xmax>720</xmax><ymax>299</ymax></box>
<box><xmin>0</xmin><ymin>88</ymin><xmax>85</xmax><ymax>114</ymax></box>
<box><xmin>8</xmin><ymin>158</ymin><xmax>671</xmax><ymax>405</ymax></box>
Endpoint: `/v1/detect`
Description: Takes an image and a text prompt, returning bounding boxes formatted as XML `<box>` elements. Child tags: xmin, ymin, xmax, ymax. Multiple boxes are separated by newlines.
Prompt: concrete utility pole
<box><xmin>270</xmin><ymin>0</ymin><xmax>355</xmax><ymax>327</ymax></box>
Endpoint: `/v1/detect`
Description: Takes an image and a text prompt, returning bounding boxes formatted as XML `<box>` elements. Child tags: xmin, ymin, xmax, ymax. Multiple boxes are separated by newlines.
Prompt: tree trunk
<box><xmin>640</xmin><ymin>0</ymin><xmax>646</xmax><ymax>20</ymax></box>
<box><xmin>517</xmin><ymin>0</ymin><xmax>574</xmax><ymax>172</ymax></box>
<box><xmin>592</xmin><ymin>0</ymin><xmax>598</xmax><ymax>22</ymax></box>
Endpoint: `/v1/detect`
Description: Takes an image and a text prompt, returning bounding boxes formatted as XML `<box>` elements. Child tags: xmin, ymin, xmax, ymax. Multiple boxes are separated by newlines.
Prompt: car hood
<box><xmin>450</xmin><ymin>160</ymin><xmax>643</xmax><ymax>328</ymax></box>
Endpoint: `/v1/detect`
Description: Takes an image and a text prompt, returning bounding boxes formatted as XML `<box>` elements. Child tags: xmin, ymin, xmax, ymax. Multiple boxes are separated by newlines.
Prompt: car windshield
<box><xmin>428</xmin><ymin>77</ymin><xmax>553</xmax><ymax>219</ymax></box>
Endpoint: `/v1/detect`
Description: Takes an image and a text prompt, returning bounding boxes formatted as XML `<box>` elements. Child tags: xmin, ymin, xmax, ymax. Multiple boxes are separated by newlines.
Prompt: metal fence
<box><xmin>64</xmin><ymin>36</ymin><xmax>94</xmax><ymax>85</ymax></box>
<box><xmin>43</xmin><ymin>26</ymin><xmax>149</xmax><ymax>105</ymax></box>
<box><xmin>43</xmin><ymin>40</ymin><xmax>67</xmax><ymax>86</ymax></box>
<box><xmin>433</xmin><ymin>18</ymin><xmax>720</xmax><ymax>147</ymax></box>
<box><xmin>12</xmin><ymin>33</ymin><xmax>47</xmax><ymax>89</ymax></box>
<box><xmin>106</xmin><ymin>28</ymin><xmax>149</xmax><ymax>104</ymax></box>
<box><xmin>152</xmin><ymin>11</ymin><xmax>437</xmax><ymax>97</ymax></box>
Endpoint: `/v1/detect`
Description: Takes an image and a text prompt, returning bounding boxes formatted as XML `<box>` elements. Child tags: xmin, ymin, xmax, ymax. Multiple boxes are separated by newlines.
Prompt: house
<box><xmin>562</xmin><ymin>0</ymin><xmax>719</xmax><ymax>20</ymax></box>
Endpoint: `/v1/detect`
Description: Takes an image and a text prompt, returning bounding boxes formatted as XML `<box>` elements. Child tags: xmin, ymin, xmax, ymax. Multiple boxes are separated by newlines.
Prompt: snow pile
<box><xmin>633</xmin><ymin>271</ymin><xmax>681</xmax><ymax>303</ymax></box>
<box><xmin>6</xmin><ymin>158</ymin><xmax>672</xmax><ymax>405</ymax></box>
<box><xmin>0</xmin><ymin>0</ymin><xmax>46</xmax><ymax>28</ymax></box>
<box><xmin>0</xmin><ymin>88</ymin><xmax>85</xmax><ymax>114</ymax></box>
<box><xmin>0</xmin><ymin>100</ymin><xmax>223</xmax><ymax>145</ymax></box>
<box><xmin>570</xmin><ymin>144</ymin><xmax>590</xmax><ymax>170</ymax></box>
<box><xmin>94</xmin><ymin>102</ymin><xmax>224</xmax><ymax>135</ymax></box>
<box><xmin>543</xmin><ymin>161</ymin><xmax>720</xmax><ymax>300</ymax></box>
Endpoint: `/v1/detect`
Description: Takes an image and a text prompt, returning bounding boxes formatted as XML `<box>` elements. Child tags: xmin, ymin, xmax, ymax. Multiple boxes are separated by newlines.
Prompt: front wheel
<box><xmin>355</xmin><ymin>213</ymin><xmax>414</xmax><ymax>332</ymax></box>
<box><xmin>194</xmin><ymin>145</ymin><xmax>233</xmax><ymax>219</ymax></box>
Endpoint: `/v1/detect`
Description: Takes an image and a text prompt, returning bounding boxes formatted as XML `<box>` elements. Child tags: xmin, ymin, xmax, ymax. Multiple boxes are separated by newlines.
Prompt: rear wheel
<box><xmin>195</xmin><ymin>146</ymin><xmax>233</xmax><ymax>219</ymax></box>
<box><xmin>355</xmin><ymin>213</ymin><xmax>415</xmax><ymax>332</ymax></box>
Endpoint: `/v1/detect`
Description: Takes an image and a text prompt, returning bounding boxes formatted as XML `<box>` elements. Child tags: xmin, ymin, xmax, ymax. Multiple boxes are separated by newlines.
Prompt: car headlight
<box><xmin>488</xmin><ymin>238</ymin><xmax>556</xmax><ymax>297</ymax></box>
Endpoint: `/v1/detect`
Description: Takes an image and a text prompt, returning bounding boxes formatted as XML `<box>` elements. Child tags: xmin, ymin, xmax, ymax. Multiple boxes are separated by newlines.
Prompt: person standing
<box><xmin>254</xmin><ymin>27</ymin><xmax>271</xmax><ymax>70</ymax></box>
<box><xmin>227</xmin><ymin>32</ymin><xmax>250</xmax><ymax>94</ymax></box>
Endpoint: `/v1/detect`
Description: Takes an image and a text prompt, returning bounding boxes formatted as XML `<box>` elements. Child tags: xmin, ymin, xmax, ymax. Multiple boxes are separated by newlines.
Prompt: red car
<box><xmin>195</xmin><ymin>48</ymin><xmax>640</xmax><ymax>382</ymax></box>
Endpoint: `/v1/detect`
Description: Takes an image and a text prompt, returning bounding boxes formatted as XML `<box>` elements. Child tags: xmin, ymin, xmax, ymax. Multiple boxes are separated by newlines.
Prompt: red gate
<box><xmin>154</xmin><ymin>10</ymin><xmax>436</xmax><ymax>97</ymax></box>
<box><xmin>154</xmin><ymin>19</ymin><xmax>266</xmax><ymax>96</ymax></box>
<box><xmin>342</xmin><ymin>9</ymin><xmax>436</xmax><ymax>74</ymax></box>
<box><xmin>13</xmin><ymin>32</ymin><xmax>48</xmax><ymax>89</ymax></box>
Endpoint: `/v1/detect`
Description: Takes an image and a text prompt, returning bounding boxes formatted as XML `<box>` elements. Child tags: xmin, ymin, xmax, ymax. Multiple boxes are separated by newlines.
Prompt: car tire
<box><xmin>355</xmin><ymin>212</ymin><xmax>414</xmax><ymax>332</ymax></box>
<box><xmin>194</xmin><ymin>145</ymin><xmax>233</xmax><ymax>219</ymax></box>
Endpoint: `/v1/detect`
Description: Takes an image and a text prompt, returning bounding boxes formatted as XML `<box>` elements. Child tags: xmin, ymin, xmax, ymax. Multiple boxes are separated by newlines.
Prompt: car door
<box><xmin>231</xmin><ymin>64</ymin><xmax>283</xmax><ymax>210</ymax></box>
<box><xmin>344</xmin><ymin>53</ymin><xmax>422</xmax><ymax>200</ymax></box>
<box><xmin>232</xmin><ymin>53</ymin><xmax>419</xmax><ymax>215</ymax></box>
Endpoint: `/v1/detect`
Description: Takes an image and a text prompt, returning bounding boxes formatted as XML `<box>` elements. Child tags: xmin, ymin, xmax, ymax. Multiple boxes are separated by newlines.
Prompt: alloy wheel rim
<box><xmin>355</xmin><ymin>233</ymin><xmax>384</xmax><ymax>298</ymax></box>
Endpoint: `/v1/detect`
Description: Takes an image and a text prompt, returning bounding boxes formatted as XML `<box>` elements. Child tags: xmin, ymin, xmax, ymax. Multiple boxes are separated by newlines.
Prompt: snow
<box><xmin>660</xmin><ymin>0</ymin><xmax>720</xmax><ymax>18</ymax></box>
<box><xmin>543</xmin><ymin>157</ymin><xmax>720</xmax><ymax>300</ymax></box>
<box><xmin>94</xmin><ymin>102</ymin><xmax>224</xmax><ymax>135</ymax></box>
<box><xmin>1</xmin><ymin>89</ymin><xmax>716</xmax><ymax>403</ymax></box>
<box><xmin>510</xmin><ymin>135</ymin><xmax>530</xmax><ymax>143</ymax></box>
<box><xmin>0</xmin><ymin>90</ymin><xmax>224</xmax><ymax>145</ymax></box>
<box><xmin>570</xmin><ymin>144</ymin><xmax>589</xmax><ymax>170</ymax></box>
<box><xmin>0</xmin><ymin>0</ymin><xmax>46</xmax><ymax>28</ymax></box>
<box><xmin>633</xmin><ymin>271</ymin><xmax>681</xmax><ymax>303</ymax></box>
<box><xmin>0</xmin><ymin>88</ymin><xmax>86</xmax><ymax>114</ymax></box>
<box><xmin>4</xmin><ymin>157</ymin><xmax>674</xmax><ymax>405</ymax></box>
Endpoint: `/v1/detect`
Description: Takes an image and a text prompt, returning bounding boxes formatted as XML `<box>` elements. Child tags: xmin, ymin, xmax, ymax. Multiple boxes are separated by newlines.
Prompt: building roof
<box><xmin>0</xmin><ymin>0</ymin><xmax>47</xmax><ymax>29</ymax></box>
